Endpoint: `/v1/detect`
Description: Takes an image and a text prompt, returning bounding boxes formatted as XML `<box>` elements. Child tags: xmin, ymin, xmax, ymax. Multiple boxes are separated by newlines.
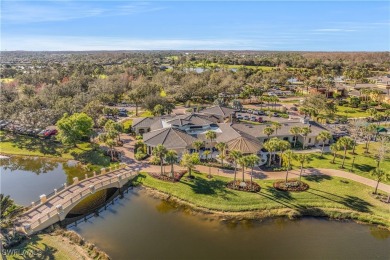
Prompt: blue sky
<box><xmin>1</xmin><ymin>1</ymin><xmax>389</xmax><ymax>51</ymax></box>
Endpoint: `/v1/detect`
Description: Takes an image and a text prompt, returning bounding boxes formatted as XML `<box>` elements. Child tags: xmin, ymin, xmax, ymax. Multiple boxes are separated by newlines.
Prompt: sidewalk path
<box><xmin>117</xmin><ymin>133</ymin><xmax>390</xmax><ymax>193</ymax></box>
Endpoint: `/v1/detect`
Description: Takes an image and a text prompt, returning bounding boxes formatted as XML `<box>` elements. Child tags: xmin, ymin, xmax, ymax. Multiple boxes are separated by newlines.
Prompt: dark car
<box><xmin>290</xmin><ymin>107</ymin><xmax>298</xmax><ymax>111</ymax></box>
<box><xmin>118</xmin><ymin>112</ymin><xmax>128</xmax><ymax>117</ymax></box>
<box><xmin>273</xmin><ymin>112</ymin><xmax>280</xmax><ymax>117</ymax></box>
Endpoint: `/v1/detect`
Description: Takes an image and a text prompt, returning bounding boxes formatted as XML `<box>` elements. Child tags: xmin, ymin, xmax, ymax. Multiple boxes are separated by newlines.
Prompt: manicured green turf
<box><xmin>291</xmin><ymin>143</ymin><xmax>390</xmax><ymax>184</ymax></box>
<box><xmin>335</xmin><ymin>105</ymin><xmax>369</xmax><ymax>118</ymax></box>
<box><xmin>136</xmin><ymin>172</ymin><xmax>390</xmax><ymax>226</ymax></box>
<box><xmin>0</xmin><ymin>131</ymin><xmax>113</xmax><ymax>170</ymax></box>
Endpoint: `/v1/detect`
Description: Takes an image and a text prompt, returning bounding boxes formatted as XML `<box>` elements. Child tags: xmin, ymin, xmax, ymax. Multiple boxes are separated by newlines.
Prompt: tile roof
<box><xmin>165</xmin><ymin>113</ymin><xmax>215</xmax><ymax>127</ymax></box>
<box><xmin>199</xmin><ymin>105</ymin><xmax>236</xmax><ymax>117</ymax></box>
<box><xmin>226</xmin><ymin>135</ymin><xmax>262</xmax><ymax>154</ymax></box>
<box><xmin>143</xmin><ymin>127</ymin><xmax>197</xmax><ymax>149</ymax></box>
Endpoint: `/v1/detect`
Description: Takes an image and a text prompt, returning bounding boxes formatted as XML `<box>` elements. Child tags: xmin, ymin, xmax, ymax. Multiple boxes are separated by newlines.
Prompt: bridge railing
<box><xmin>27</xmin><ymin>170</ymin><xmax>138</xmax><ymax>231</ymax></box>
<box><xmin>24</xmin><ymin>163</ymin><xmax>129</xmax><ymax>211</ymax></box>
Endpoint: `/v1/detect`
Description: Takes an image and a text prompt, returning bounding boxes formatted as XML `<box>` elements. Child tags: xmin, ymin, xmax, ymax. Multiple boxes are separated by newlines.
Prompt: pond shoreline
<box><xmin>140</xmin><ymin>185</ymin><xmax>390</xmax><ymax>230</ymax></box>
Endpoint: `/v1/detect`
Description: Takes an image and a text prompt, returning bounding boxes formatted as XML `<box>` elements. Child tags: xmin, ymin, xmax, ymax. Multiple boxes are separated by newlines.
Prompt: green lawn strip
<box><xmin>139</xmin><ymin>110</ymin><xmax>153</xmax><ymax>117</ymax></box>
<box><xmin>136</xmin><ymin>172</ymin><xmax>389</xmax><ymax>226</ymax></box>
<box><xmin>291</xmin><ymin>143</ymin><xmax>390</xmax><ymax>184</ymax></box>
<box><xmin>0</xmin><ymin>132</ymin><xmax>115</xmax><ymax>170</ymax></box>
<box><xmin>335</xmin><ymin>105</ymin><xmax>369</xmax><ymax>118</ymax></box>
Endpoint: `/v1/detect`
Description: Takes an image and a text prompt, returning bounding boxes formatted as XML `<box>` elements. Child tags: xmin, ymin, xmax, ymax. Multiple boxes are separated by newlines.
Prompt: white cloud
<box><xmin>1</xmin><ymin>35</ymin><xmax>259</xmax><ymax>51</ymax></box>
<box><xmin>1</xmin><ymin>1</ymin><xmax>165</xmax><ymax>23</ymax></box>
<box><xmin>313</xmin><ymin>28</ymin><xmax>357</xmax><ymax>32</ymax></box>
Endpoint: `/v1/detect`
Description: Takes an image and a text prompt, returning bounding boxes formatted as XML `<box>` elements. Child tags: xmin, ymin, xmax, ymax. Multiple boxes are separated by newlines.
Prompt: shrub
<box><xmin>369</xmin><ymin>102</ymin><xmax>378</xmax><ymax>107</ymax></box>
<box><xmin>135</xmin><ymin>151</ymin><xmax>147</xmax><ymax>160</ymax></box>
<box><xmin>359</xmin><ymin>103</ymin><xmax>368</xmax><ymax>110</ymax></box>
<box><xmin>150</xmin><ymin>156</ymin><xmax>161</xmax><ymax>165</ymax></box>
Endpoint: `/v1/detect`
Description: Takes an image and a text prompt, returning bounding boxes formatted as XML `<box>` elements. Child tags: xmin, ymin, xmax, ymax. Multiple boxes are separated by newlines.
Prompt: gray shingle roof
<box><xmin>199</xmin><ymin>106</ymin><xmax>235</xmax><ymax>117</ymax></box>
<box><xmin>143</xmin><ymin>127</ymin><xmax>197</xmax><ymax>149</ymax></box>
<box><xmin>165</xmin><ymin>113</ymin><xmax>215</xmax><ymax>127</ymax></box>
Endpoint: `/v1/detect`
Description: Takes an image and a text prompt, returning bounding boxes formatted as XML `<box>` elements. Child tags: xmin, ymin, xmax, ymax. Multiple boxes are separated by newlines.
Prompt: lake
<box><xmin>2</xmin><ymin>156</ymin><xmax>389</xmax><ymax>259</ymax></box>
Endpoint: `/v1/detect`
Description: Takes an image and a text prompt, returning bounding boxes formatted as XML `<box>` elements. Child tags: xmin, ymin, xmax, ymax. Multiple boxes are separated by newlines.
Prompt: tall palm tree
<box><xmin>152</xmin><ymin>144</ymin><xmax>168</xmax><ymax>175</ymax></box>
<box><xmin>165</xmin><ymin>150</ymin><xmax>178</xmax><ymax>178</ymax></box>
<box><xmin>192</xmin><ymin>140</ymin><xmax>204</xmax><ymax>152</ymax></box>
<box><xmin>180</xmin><ymin>152</ymin><xmax>199</xmax><ymax>178</ymax></box>
<box><xmin>337</xmin><ymin>136</ymin><xmax>354</xmax><ymax>168</ymax></box>
<box><xmin>330</xmin><ymin>143</ymin><xmax>340</xmax><ymax>164</ymax></box>
<box><xmin>363</xmin><ymin>124</ymin><xmax>377</xmax><ymax>153</ymax></box>
<box><xmin>317</xmin><ymin>131</ymin><xmax>332</xmax><ymax>156</ymax></box>
<box><xmin>283</xmin><ymin>150</ymin><xmax>294</xmax><ymax>183</ymax></box>
<box><xmin>272</xmin><ymin>122</ymin><xmax>282</xmax><ymax>135</ymax></box>
<box><xmin>295</xmin><ymin>153</ymin><xmax>307</xmax><ymax>183</ymax></box>
<box><xmin>228</xmin><ymin>150</ymin><xmax>242</xmax><ymax>185</ymax></box>
<box><xmin>289</xmin><ymin>126</ymin><xmax>301</xmax><ymax>148</ymax></box>
<box><xmin>245</xmin><ymin>154</ymin><xmax>260</xmax><ymax>189</ymax></box>
<box><xmin>370</xmin><ymin>168</ymin><xmax>389</xmax><ymax>194</ymax></box>
<box><xmin>263</xmin><ymin>138</ymin><xmax>277</xmax><ymax>167</ymax></box>
<box><xmin>277</xmin><ymin>140</ymin><xmax>291</xmax><ymax>166</ymax></box>
<box><xmin>203</xmin><ymin>150</ymin><xmax>211</xmax><ymax>161</ymax></box>
<box><xmin>300</xmin><ymin>126</ymin><xmax>312</xmax><ymax>149</ymax></box>
<box><xmin>215</xmin><ymin>142</ymin><xmax>227</xmax><ymax>166</ymax></box>
<box><xmin>99</xmin><ymin>133</ymin><xmax>116</xmax><ymax>161</ymax></box>
<box><xmin>238</xmin><ymin>156</ymin><xmax>249</xmax><ymax>182</ymax></box>
<box><xmin>263</xmin><ymin>126</ymin><xmax>274</xmax><ymax>140</ymax></box>
<box><xmin>205</xmin><ymin>130</ymin><xmax>217</xmax><ymax>156</ymax></box>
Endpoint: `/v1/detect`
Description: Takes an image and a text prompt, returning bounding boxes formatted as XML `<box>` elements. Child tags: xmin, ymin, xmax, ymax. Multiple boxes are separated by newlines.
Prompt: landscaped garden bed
<box><xmin>148</xmin><ymin>170</ymin><xmax>187</xmax><ymax>182</ymax></box>
<box><xmin>273</xmin><ymin>180</ymin><xmax>309</xmax><ymax>192</ymax></box>
<box><xmin>226</xmin><ymin>180</ymin><xmax>261</xmax><ymax>192</ymax></box>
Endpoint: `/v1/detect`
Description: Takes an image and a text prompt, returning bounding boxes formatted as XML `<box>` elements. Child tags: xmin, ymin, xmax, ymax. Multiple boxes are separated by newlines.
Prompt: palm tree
<box><xmin>283</xmin><ymin>150</ymin><xmax>294</xmax><ymax>183</ymax></box>
<box><xmin>205</xmin><ymin>130</ymin><xmax>217</xmax><ymax>158</ymax></box>
<box><xmin>245</xmin><ymin>154</ymin><xmax>260</xmax><ymax>189</ymax></box>
<box><xmin>277</xmin><ymin>140</ymin><xmax>291</xmax><ymax>166</ymax></box>
<box><xmin>263</xmin><ymin>126</ymin><xmax>274</xmax><ymax>140</ymax></box>
<box><xmin>330</xmin><ymin>143</ymin><xmax>340</xmax><ymax>164</ymax></box>
<box><xmin>289</xmin><ymin>126</ymin><xmax>301</xmax><ymax>148</ymax></box>
<box><xmin>152</xmin><ymin>144</ymin><xmax>168</xmax><ymax>175</ymax></box>
<box><xmin>317</xmin><ymin>131</ymin><xmax>332</xmax><ymax>156</ymax></box>
<box><xmin>215</xmin><ymin>142</ymin><xmax>227</xmax><ymax>166</ymax></box>
<box><xmin>1</xmin><ymin>194</ymin><xmax>22</xmax><ymax>228</ymax></box>
<box><xmin>263</xmin><ymin>138</ymin><xmax>277</xmax><ymax>167</ymax></box>
<box><xmin>337</xmin><ymin>137</ymin><xmax>354</xmax><ymax>168</ymax></box>
<box><xmin>295</xmin><ymin>153</ymin><xmax>307</xmax><ymax>183</ymax></box>
<box><xmin>238</xmin><ymin>156</ymin><xmax>249</xmax><ymax>181</ymax></box>
<box><xmin>300</xmin><ymin>126</ymin><xmax>312</xmax><ymax>149</ymax></box>
<box><xmin>203</xmin><ymin>150</ymin><xmax>211</xmax><ymax>161</ymax></box>
<box><xmin>165</xmin><ymin>150</ymin><xmax>178</xmax><ymax>178</ymax></box>
<box><xmin>228</xmin><ymin>150</ymin><xmax>242</xmax><ymax>185</ymax></box>
<box><xmin>192</xmin><ymin>140</ymin><xmax>204</xmax><ymax>152</ymax></box>
<box><xmin>370</xmin><ymin>168</ymin><xmax>389</xmax><ymax>194</ymax></box>
<box><xmin>272</xmin><ymin>122</ymin><xmax>282</xmax><ymax>135</ymax></box>
<box><xmin>180</xmin><ymin>152</ymin><xmax>200</xmax><ymax>178</ymax></box>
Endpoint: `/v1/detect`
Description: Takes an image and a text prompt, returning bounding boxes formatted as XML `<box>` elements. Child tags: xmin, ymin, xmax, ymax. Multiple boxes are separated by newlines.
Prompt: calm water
<box><xmin>2</xmin><ymin>156</ymin><xmax>389</xmax><ymax>259</ymax></box>
<box><xmin>72</xmin><ymin>188</ymin><xmax>390</xmax><ymax>260</ymax></box>
<box><xmin>0</xmin><ymin>156</ymin><xmax>88</xmax><ymax>206</ymax></box>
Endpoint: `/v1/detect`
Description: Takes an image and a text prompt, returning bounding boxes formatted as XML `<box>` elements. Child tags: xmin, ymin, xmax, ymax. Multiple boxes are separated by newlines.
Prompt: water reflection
<box><xmin>370</xmin><ymin>226</ymin><xmax>390</xmax><ymax>240</ymax></box>
<box><xmin>0</xmin><ymin>156</ymin><xmax>89</xmax><ymax>205</ymax></box>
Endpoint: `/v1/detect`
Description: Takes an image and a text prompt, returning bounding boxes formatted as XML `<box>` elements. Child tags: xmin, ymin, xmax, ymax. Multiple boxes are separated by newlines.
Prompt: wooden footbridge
<box><xmin>15</xmin><ymin>164</ymin><xmax>139</xmax><ymax>235</ymax></box>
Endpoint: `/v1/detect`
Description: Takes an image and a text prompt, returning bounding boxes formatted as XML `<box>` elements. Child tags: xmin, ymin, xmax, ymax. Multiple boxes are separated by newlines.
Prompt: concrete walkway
<box><xmin>117</xmin><ymin>134</ymin><xmax>390</xmax><ymax>193</ymax></box>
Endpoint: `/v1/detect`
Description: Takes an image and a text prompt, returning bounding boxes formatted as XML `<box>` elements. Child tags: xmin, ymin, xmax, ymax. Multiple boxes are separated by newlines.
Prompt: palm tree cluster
<box><xmin>263</xmin><ymin>138</ymin><xmax>291</xmax><ymax>167</ymax></box>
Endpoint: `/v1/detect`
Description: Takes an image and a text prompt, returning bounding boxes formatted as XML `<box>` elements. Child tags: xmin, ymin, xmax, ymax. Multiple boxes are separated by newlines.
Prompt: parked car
<box><xmin>257</xmin><ymin>117</ymin><xmax>264</xmax><ymax>123</ymax></box>
<box><xmin>118</xmin><ymin>112</ymin><xmax>128</xmax><ymax>117</ymax></box>
<box><xmin>44</xmin><ymin>129</ymin><xmax>58</xmax><ymax>137</ymax></box>
<box><xmin>290</xmin><ymin>107</ymin><xmax>298</xmax><ymax>111</ymax></box>
<box><xmin>273</xmin><ymin>112</ymin><xmax>280</xmax><ymax>117</ymax></box>
<box><xmin>250</xmin><ymin>116</ymin><xmax>257</xmax><ymax>122</ymax></box>
<box><xmin>243</xmin><ymin>115</ymin><xmax>250</xmax><ymax>120</ymax></box>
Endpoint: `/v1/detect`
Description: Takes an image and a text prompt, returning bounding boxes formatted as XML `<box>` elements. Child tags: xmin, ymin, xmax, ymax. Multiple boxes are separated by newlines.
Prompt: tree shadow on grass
<box><xmin>11</xmin><ymin>135</ymin><xmax>60</xmax><ymax>156</ymax></box>
<box><xmin>181</xmin><ymin>177</ymin><xmax>235</xmax><ymax>199</ymax></box>
<box><xmin>71</xmin><ymin>149</ymin><xmax>110</xmax><ymax>167</ymax></box>
<box><xmin>341</xmin><ymin>195</ymin><xmax>372</xmax><ymax>213</ymax></box>
<box><xmin>12</xmin><ymin>235</ymin><xmax>57</xmax><ymax>260</ymax></box>
<box><xmin>354</xmin><ymin>164</ymin><xmax>375</xmax><ymax>173</ymax></box>
<box><xmin>304</xmin><ymin>174</ymin><xmax>332</xmax><ymax>183</ymax></box>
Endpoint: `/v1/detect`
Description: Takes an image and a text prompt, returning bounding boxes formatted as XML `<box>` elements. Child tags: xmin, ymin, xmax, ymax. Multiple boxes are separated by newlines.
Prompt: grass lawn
<box><xmin>291</xmin><ymin>143</ymin><xmax>390</xmax><ymax>184</ymax></box>
<box><xmin>136</xmin><ymin>172</ymin><xmax>390</xmax><ymax>226</ymax></box>
<box><xmin>139</xmin><ymin>110</ymin><xmax>153</xmax><ymax>117</ymax></box>
<box><xmin>0</xmin><ymin>131</ymin><xmax>114</xmax><ymax>170</ymax></box>
<box><xmin>335</xmin><ymin>105</ymin><xmax>369</xmax><ymax>118</ymax></box>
